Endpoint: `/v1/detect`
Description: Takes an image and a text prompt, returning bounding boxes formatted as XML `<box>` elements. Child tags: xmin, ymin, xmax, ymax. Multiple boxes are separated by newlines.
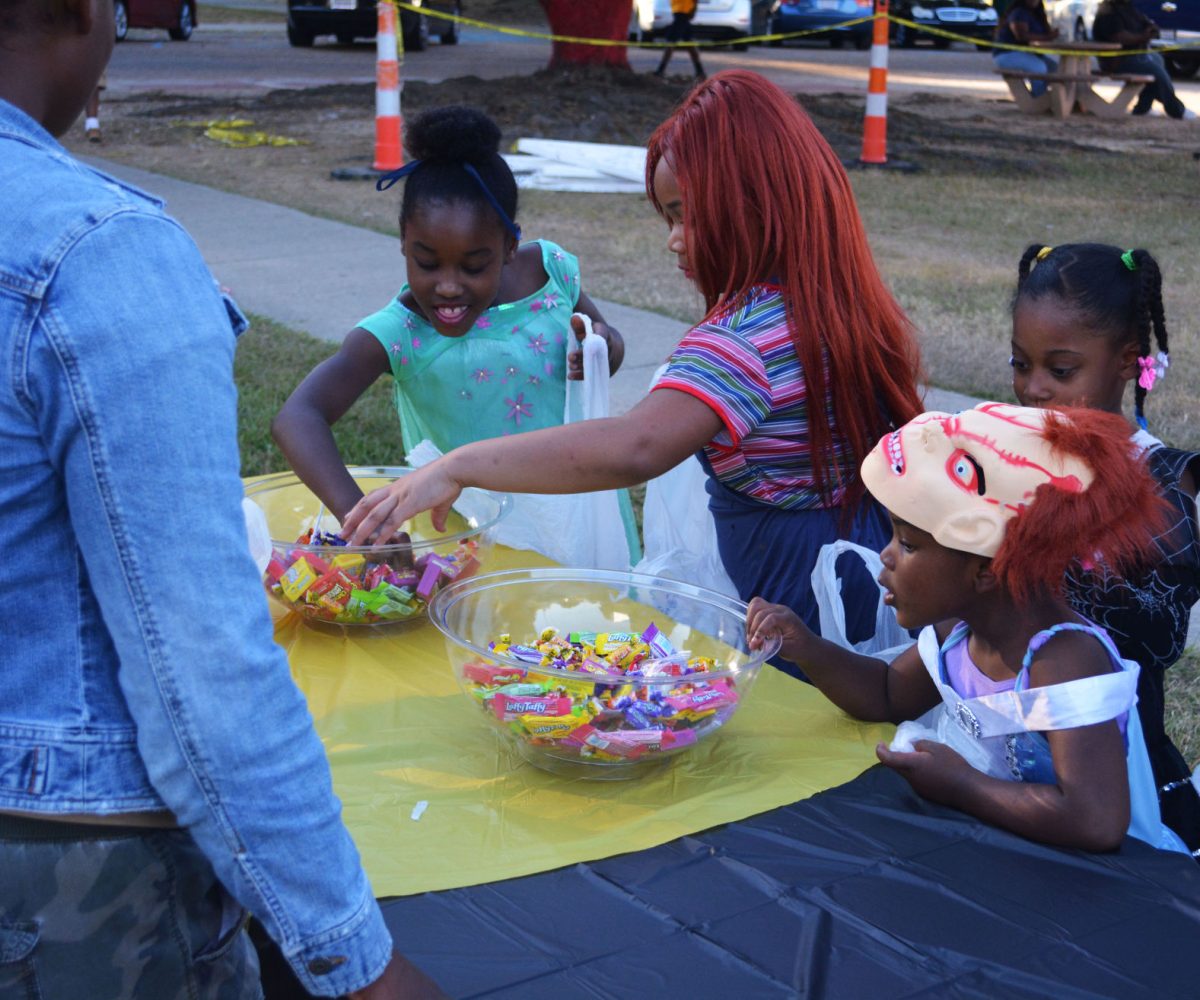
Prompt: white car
<box><xmin>1044</xmin><ymin>0</ymin><xmax>1100</xmax><ymax>39</ymax></box>
<box><xmin>630</xmin><ymin>0</ymin><xmax>772</xmax><ymax>49</ymax></box>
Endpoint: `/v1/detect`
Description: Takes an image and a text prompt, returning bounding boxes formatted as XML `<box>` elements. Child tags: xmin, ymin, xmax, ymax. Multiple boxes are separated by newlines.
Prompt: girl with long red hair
<box><xmin>748</xmin><ymin>403</ymin><xmax>1188</xmax><ymax>854</ymax></box>
<box><xmin>343</xmin><ymin>71</ymin><xmax>923</xmax><ymax>648</ymax></box>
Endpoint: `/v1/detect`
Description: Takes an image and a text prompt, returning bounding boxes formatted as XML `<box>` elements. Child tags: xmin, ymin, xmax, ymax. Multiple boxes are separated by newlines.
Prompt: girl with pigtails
<box><xmin>748</xmin><ymin>403</ymin><xmax>1189</xmax><ymax>855</ymax></box>
<box><xmin>1008</xmin><ymin>242</ymin><xmax>1200</xmax><ymax>854</ymax></box>
<box><xmin>342</xmin><ymin>71</ymin><xmax>925</xmax><ymax>657</ymax></box>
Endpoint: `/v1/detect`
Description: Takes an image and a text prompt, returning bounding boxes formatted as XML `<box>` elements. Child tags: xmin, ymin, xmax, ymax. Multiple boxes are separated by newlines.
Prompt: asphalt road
<box><xmin>107</xmin><ymin>18</ymin><xmax>1039</xmax><ymax>101</ymax></box>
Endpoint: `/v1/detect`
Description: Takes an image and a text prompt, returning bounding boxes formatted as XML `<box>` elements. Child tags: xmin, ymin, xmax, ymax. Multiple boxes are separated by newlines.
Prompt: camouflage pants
<box><xmin>0</xmin><ymin>816</ymin><xmax>263</xmax><ymax>1000</ymax></box>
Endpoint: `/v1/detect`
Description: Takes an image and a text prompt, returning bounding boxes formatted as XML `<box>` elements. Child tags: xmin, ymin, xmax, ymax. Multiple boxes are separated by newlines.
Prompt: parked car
<box><xmin>629</xmin><ymin>0</ymin><xmax>772</xmax><ymax>49</ymax></box>
<box><xmin>890</xmin><ymin>0</ymin><xmax>998</xmax><ymax>46</ymax></box>
<box><xmin>767</xmin><ymin>0</ymin><xmax>874</xmax><ymax>48</ymax></box>
<box><xmin>286</xmin><ymin>0</ymin><xmax>462</xmax><ymax>50</ymax></box>
<box><xmin>1139</xmin><ymin>0</ymin><xmax>1200</xmax><ymax>77</ymax></box>
<box><xmin>114</xmin><ymin>0</ymin><xmax>196</xmax><ymax>41</ymax></box>
<box><xmin>1044</xmin><ymin>0</ymin><xmax>1099</xmax><ymax>39</ymax></box>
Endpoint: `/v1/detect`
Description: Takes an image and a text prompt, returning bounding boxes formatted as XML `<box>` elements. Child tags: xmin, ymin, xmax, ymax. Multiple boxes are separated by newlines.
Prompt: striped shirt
<box><xmin>653</xmin><ymin>285</ymin><xmax>857</xmax><ymax>509</ymax></box>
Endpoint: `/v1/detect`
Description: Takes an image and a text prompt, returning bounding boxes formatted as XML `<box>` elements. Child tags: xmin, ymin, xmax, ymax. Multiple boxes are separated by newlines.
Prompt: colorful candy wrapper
<box><xmin>307</xmin><ymin>568</ymin><xmax>357</xmax><ymax>613</ymax></box>
<box><xmin>330</xmin><ymin>552</ymin><xmax>366</xmax><ymax>574</ymax></box>
<box><xmin>278</xmin><ymin>558</ymin><xmax>318</xmax><ymax>602</ymax></box>
<box><xmin>640</xmin><ymin>622</ymin><xmax>677</xmax><ymax>659</ymax></box>
<box><xmin>463</xmin><ymin>662</ymin><xmax>527</xmax><ymax>686</ymax></box>
<box><xmin>491</xmin><ymin>693</ymin><xmax>574</xmax><ymax>721</ymax></box>
<box><xmin>520</xmin><ymin>714</ymin><xmax>590</xmax><ymax>740</ymax></box>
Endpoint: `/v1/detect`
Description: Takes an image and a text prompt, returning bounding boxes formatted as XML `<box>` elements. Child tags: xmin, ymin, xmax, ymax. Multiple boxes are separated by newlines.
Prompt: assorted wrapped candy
<box><xmin>460</xmin><ymin>624</ymin><xmax>741</xmax><ymax>763</ymax></box>
<box><xmin>264</xmin><ymin>531</ymin><xmax>481</xmax><ymax>625</ymax></box>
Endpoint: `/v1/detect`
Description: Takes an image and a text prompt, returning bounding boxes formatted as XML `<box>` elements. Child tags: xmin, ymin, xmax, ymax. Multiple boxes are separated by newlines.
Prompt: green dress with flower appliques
<box><xmin>358</xmin><ymin>239</ymin><xmax>641</xmax><ymax>561</ymax></box>
<box><xmin>359</xmin><ymin>239</ymin><xmax>579</xmax><ymax>455</ymax></box>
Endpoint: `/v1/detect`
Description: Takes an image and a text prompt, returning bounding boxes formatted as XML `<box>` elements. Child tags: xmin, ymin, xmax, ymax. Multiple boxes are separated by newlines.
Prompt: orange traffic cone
<box><xmin>860</xmin><ymin>0</ymin><xmax>890</xmax><ymax>165</ymax></box>
<box><xmin>373</xmin><ymin>0</ymin><xmax>403</xmax><ymax>171</ymax></box>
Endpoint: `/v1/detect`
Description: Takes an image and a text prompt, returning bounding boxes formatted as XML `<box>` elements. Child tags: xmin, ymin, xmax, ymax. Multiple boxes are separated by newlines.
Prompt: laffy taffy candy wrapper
<box><xmin>264</xmin><ymin>530</ymin><xmax>482</xmax><ymax>627</ymax></box>
<box><xmin>458</xmin><ymin>624</ymin><xmax>742</xmax><ymax>769</ymax></box>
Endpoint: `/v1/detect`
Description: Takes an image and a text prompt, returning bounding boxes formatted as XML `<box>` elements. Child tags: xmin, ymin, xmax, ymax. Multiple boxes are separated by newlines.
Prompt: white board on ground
<box><xmin>514</xmin><ymin>138</ymin><xmax>647</xmax><ymax>184</ymax></box>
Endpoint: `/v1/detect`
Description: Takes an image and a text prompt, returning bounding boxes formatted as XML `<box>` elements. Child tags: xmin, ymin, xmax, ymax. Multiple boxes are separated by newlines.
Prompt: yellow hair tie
<box><xmin>1036</xmin><ymin>246</ymin><xmax>1053</xmax><ymax>262</ymax></box>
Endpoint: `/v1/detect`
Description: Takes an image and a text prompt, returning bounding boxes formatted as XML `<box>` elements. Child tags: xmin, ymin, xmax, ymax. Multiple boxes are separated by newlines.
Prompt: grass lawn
<box><xmin>235</xmin><ymin>313</ymin><xmax>397</xmax><ymax>476</ymax></box>
<box><xmin>1167</xmin><ymin>652</ymin><xmax>1200</xmax><ymax>767</ymax></box>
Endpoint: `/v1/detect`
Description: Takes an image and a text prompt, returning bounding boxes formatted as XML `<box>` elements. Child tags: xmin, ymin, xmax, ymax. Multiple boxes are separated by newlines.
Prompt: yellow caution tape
<box><xmin>204</xmin><ymin>126</ymin><xmax>303</xmax><ymax>148</ymax></box>
<box><xmin>172</xmin><ymin>118</ymin><xmax>304</xmax><ymax>148</ymax></box>
<box><xmin>177</xmin><ymin>118</ymin><xmax>256</xmax><ymax>128</ymax></box>
<box><xmin>888</xmin><ymin>15</ymin><xmax>1187</xmax><ymax>56</ymax></box>
<box><xmin>388</xmin><ymin>0</ymin><xmax>1200</xmax><ymax>59</ymax></box>
<box><xmin>387</xmin><ymin>0</ymin><xmax>872</xmax><ymax>49</ymax></box>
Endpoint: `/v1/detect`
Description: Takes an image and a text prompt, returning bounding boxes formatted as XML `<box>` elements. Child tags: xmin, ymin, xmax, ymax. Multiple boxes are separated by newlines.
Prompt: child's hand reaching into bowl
<box><xmin>343</xmin><ymin>462</ymin><xmax>464</xmax><ymax>545</ymax></box>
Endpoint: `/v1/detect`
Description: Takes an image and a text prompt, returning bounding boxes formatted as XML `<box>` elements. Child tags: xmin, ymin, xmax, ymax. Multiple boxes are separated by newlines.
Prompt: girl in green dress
<box><xmin>273</xmin><ymin>106</ymin><xmax>631</xmax><ymax>549</ymax></box>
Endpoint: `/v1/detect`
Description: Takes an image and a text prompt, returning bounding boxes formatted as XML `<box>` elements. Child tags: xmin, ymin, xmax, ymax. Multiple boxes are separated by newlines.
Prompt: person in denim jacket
<box><xmin>0</xmin><ymin>1</ymin><xmax>441</xmax><ymax>996</ymax></box>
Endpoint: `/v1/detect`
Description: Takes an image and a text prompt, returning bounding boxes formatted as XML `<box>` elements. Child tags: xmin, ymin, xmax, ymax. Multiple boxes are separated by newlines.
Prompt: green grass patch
<box><xmin>234</xmin><ymin>313</ymin><xmax>398</xmax><ymax>478</ymax></box>
<box><xmin>1166</xmin><ymin>651</ymin><xmax>1200</xmax><ymax>769</ymax></box>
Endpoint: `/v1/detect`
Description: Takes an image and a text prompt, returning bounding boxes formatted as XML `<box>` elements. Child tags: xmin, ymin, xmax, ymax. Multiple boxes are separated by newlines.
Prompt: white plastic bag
<box><xmin>811</xmin><ymin>540</ymin><xmax>912</xmax><ymax>662</ymax></box>
<box><xmin>407</xmin><ymin>314</ymin><xmax>632</xmax><ymax>571</ymax></box>
<box><xmin>891</xmin><ymin>708</ymin><xmax>1007</xmax><ymax>778</ymax></box>
<box><xmin>241</xmin><ymin>498</ymin><xmax>272</xmax><ymax>574</ymax></box>
<box><xmin>632</xmin><ymin>366</ymin><xmax>738</xmax><ymax>598</ymax></box>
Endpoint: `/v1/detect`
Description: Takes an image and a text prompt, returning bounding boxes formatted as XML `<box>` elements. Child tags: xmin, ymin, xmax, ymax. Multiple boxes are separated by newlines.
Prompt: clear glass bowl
<box><xmin>245</xmin><ymin>466</ymin><xmax>511</xmax><ymax>631</ymax></box>
<box><xmin>429</xmin><ymin>568</ymin><xmax>780</xmax><ymax>779</ymax></box>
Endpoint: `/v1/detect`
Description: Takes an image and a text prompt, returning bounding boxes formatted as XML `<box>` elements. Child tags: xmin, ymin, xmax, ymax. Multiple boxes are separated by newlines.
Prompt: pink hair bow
<box><xmin>1138</xmin><ymin>352</ymin><xmax>1169</xmax><ymax>392</ymax></box>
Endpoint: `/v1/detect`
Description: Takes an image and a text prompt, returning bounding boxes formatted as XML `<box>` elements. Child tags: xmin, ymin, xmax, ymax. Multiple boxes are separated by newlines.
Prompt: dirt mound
<box><xmin>118</xmin><ymin>65</ymin><xmax>1198</xmax><ymax>178</ymax></box>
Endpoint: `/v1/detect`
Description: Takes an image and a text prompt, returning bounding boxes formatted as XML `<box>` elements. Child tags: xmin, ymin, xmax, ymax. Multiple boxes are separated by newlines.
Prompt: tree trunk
<box><xmin>539</xmin><ymin>0</ymin><xmax>633</xmax><ymax>69</ymax></box>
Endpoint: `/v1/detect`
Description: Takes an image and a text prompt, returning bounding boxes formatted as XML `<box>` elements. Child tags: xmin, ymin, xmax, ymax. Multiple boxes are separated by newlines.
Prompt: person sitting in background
<box><xmin>1093</xmin><ymin>0</ymin><xmax>1196</xmax><ymax>120</ymax></box>
<box><xmin>992</xmin><ymin>0</ymin><xmax>1059</xmax><ymax>98</ymax></box>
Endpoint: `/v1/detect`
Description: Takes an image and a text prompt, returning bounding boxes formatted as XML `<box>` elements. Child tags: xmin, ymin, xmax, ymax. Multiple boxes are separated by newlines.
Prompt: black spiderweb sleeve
<box><xmin>1066</xmin><ymin>446</ymin><xmax>1200</xmax><ymax>853</ymax></box>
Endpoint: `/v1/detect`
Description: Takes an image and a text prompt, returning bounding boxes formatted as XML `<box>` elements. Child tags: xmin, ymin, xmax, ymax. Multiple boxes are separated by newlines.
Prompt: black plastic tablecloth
<box><xmin>261</xmin><ymin>766</ymin><xmax>1200</xmax><ymax>998</ymax></box>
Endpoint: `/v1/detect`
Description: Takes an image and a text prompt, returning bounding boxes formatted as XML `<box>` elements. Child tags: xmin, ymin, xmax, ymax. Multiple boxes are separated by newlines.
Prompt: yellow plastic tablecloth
<box><xmin>274</xmin><ymin>553</ymin><xmax>894</xmax><ymax>897</ymax></box>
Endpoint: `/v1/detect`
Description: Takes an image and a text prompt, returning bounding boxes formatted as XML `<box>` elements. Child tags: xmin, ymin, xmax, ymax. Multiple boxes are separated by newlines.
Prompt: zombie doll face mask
<box><xmin>861</xmin><ymin>403</ymin><xmax>1094</xmax><ymax>558</ymax></box>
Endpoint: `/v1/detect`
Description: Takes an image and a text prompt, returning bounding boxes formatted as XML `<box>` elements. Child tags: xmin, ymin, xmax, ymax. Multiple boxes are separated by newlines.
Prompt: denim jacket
<box><xmin>0</xmin><ymin>100</ymin><xmax>392</xmax><ymax>996</ymax></box>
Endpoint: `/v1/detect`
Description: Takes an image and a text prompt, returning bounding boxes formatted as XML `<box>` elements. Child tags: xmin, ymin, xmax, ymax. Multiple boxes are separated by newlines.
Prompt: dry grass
<box><xmin>1167</xmin><ymin>651</ymin><xmax>1200</xmax><ymax>767</ymax></box>
<box><xmin>852</xmin><ymin>160</ymin><xmax>1200</xmax><ymax>448</ymax></box>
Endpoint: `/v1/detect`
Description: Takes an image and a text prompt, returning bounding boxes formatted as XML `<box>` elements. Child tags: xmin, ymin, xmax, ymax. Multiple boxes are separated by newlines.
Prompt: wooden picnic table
<box><xmin>996</xmin><ymin>39</ymin><xmax>1153</xmax><ymax>118</ymax></box>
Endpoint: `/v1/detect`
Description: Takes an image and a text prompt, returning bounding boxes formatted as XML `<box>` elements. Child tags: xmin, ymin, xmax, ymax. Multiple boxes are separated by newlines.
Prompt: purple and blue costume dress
<box><xmin>903</xmin><ymin>621</ymin><xmax>1188</xmax><ymax>855</ymax></box>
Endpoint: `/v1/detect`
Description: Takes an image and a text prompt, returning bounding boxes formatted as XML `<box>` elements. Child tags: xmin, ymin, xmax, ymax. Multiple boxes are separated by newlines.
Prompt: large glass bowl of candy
<box><xmin>429</xmin><ymin>568</ymin><xmax>780</xmax><ymax>779</ymax></box>
<box><xmin>244</xmin><ymin>467</ymin><xmax>511</xmax><ymax>630</ymax></box>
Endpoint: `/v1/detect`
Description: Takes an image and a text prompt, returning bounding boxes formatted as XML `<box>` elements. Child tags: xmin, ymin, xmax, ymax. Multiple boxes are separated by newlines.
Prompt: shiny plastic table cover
<box><xmin>376</xmin><ymin>766</ymin><xmax>1200</xmax><ymax>999</ymax></box>
<box><xmin>274</xmin><ymin>563</ymin><xmax>893</xmax><ymax>897</ymax></box>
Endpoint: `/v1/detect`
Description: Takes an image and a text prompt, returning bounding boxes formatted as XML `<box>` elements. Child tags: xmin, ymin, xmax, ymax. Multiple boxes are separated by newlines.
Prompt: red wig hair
<box><xmin>991</xmin><ymin>407</ymin><xmax>1171</xmax><ymax>604</ymax></box>
<box><xmin>646</xmin><ymin>70</ymin><xmax>924</xmax><ymax>505</ymax></box>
